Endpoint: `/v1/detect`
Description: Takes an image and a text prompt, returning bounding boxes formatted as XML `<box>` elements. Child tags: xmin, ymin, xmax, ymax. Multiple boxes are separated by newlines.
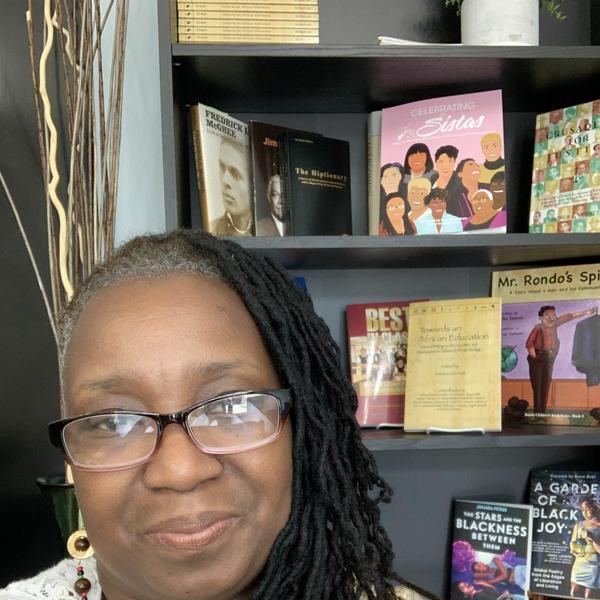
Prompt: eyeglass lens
<box><xmin>62</xmin><ymin>393</ymin><xmax>281</xmax><ymax>469</ymax></box>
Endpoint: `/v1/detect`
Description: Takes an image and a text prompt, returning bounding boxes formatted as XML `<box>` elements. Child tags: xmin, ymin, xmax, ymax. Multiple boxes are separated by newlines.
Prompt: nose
<box><xmin>142</xmin><ymin>423</ymin><xmax>223</xmax><ymax>492</ymax></box>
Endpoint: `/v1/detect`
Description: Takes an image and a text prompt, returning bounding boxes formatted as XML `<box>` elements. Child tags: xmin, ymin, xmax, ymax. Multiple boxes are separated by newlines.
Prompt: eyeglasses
<box><xmin>49</xmin><ymin>389</ymin><xmax>292</xmax><ymax>472</ymax></box>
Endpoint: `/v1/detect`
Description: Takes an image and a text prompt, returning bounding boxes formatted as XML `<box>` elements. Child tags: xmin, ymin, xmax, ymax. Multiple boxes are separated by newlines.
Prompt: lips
<box><xmin>145</xmin><ymin>512</ymin><xmax>240</xmax><ymax>551</ymax></box>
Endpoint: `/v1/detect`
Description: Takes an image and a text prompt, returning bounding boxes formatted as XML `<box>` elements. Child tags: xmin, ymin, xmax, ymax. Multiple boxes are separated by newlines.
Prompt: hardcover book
<box><xmin>450</xmin><ymin>500</ymin><xmax>533</xmax><ymax>599</ymax></box>
<box><xmin>403</xmin><ymin>297</ymin><xmax>502</xmax><ymax>432</ymax></box>
<box><xmin>379</xmin><ymin>90</ymin><xmax>506</xmax><ymax>236</ymax></box>
<box><xmin>190</xmin><ymin>103</ymin><xmax>253</xmax><ymax>237</ymax></box>
<box><xmin>346</xmin><ymin>301</ymin><xmax>415</xmax><ymax>427</ymax></box>
<box><xmin>249</xmin><ymin>121</ymin><xmax>320</xmax><ymax>237</ymax></box>
<box><xmin>278</xmin><ymin>132</ymin><xmax>352</xmax><ymax>235</ymax></box>
<box><xmin>529</xmin><ymin>469</ymin><xmax>600</xmax><ymax>598</ymax></box>
<box><xmin>491</xmin><ymin>264</ymin><xmax>600</xmax><ymax>427</ymax></box>
<box><xmin>367</xmin><ymin>111</ymin><xmax>382</xmax><ymax>235</ymax></box>
<box><xmin>529</xmin><ymin>99</ymin><xmax>600</xmax><ymax>234</ymax></box>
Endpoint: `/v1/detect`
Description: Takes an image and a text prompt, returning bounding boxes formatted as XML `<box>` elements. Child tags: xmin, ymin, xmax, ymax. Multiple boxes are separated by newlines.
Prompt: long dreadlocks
<box><xmin>58</xmin><ymin>230</ymin><xmax>432</xmax><ymax>600</ymax></box>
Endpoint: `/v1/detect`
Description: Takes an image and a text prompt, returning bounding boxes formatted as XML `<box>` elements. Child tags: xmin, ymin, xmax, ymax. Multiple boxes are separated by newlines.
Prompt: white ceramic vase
<box><xmin>461</xmin><ymin>0</ymin><xmax>539</xmax><ymax>45</ymax></box>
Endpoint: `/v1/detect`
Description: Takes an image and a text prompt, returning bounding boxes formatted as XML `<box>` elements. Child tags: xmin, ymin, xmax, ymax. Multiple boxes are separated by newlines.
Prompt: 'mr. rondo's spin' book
<box><xmin>379</xmin><ymin>90</ymin><xmax>506</xmax><ymax>236</ymax></box>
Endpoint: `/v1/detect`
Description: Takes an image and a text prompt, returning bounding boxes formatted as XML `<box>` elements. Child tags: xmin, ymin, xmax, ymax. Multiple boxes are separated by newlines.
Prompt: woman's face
<box><xmin>470</xmin><ymin>191</ymin><xmax>495</xmax><ymax>218</ymax></box>
<box><xmin>63</xmin><ymin>274</ymin><xmax>293</xmax><ymax>600</ymax></box>
<box><xmin>408</xmin><ymin>151</ymin><xmax>427</xmax><ymax>174</ymax></box>
<box><xmin>381</xmin><ymin>166</ymin><xmax>402</xmax><ymax>195</ymax></box>
<box><xmin>385</xmin><ymin>196</ymin><xmax>406</xmax><ymax>232</ymax></box>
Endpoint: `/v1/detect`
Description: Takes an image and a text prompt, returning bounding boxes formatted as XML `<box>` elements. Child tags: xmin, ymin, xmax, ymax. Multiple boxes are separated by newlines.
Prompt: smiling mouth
<box><xmin>146</xmin><ymin>516</ymin><xmax>239</xmax><ymax>551</ymax></box>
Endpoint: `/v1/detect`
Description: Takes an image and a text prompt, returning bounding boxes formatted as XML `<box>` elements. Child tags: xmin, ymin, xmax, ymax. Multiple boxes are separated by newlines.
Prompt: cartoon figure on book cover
<box><xmin>570</xmin><ymin>497</ymin><xmax>600</xmax><ymax>598</ymax></box>
<box><xmin>211</xmin><ymin>137</ymin><xmax>253</xmax><ymax>236</ymax></box>
<box><xmin>525</xmin><ymin>305</ymin><xmax>597</xmax><ymax>415</ymax></box>
<box><xmin>378</xmin><ymin>163</ymin><xmax>416</xmax><ymax>235</ymax></box>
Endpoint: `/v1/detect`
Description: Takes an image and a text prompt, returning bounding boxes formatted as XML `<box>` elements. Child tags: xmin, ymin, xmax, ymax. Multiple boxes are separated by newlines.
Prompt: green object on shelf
<box><xmin>501</xmin><ymin>346</ymin><xmax>519</xmax><ymax>373</ymax></box>
<box><xmin>36</xmin><ymin>475</ymin><xmax>79</xmax><ymax>557</ymax></box>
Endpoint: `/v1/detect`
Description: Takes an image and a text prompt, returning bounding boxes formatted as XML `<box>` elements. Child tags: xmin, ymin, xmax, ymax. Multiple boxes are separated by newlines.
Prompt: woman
<box><xmin>402</xmin><ymin>144</ymin><xmax>434</xmax><ymax>182</ymax></box>
<box><xmin>570</xmin><ymin>497</ymin><xmax>600</xmax><ymax>598</ymax></box>
<box><xmin>463</xmin><ymin>189</ymin><xmax>506</xmax><ymax>232</ymax></box>
<box><xmin>379</xmin><ymin>193</ymin><xmax>415</xmax><ymax>236</ymax></box>
<box><xmin>1</xmin><ymin>231</ymin><xmax>435</xmax><ymax>600</ymax></box>
<box><xmin>471</xmin><ymin>557</ymin><xmax>527</xmax><ymax>592</ymax></box>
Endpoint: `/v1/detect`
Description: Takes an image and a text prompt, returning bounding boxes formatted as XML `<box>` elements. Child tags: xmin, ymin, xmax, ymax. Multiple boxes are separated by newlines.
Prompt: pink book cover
<box><xmin>379</xmin><ymin>90</ymin><xmax>506</xmax><ymax>236</ymax></box>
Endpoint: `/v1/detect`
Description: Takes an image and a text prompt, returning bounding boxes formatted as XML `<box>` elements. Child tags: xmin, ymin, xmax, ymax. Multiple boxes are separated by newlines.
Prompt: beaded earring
<box><xmin>66</xmin><ymin>528</ymin><xmax>94</xmax><ymax>598</ymax></box>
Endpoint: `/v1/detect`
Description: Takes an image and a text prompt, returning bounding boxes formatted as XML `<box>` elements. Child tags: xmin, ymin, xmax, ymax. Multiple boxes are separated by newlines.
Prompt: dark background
<box><xmin>0</xmin><ymin>0</ymin><xmax>596</xmax><ymax>587</ymax></box>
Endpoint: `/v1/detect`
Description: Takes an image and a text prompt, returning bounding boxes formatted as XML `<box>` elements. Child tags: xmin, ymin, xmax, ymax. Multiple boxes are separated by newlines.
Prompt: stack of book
<box><xmin>176</xmin><ymin>0</ymin><xmax>320</xmax><ymax>44</ymax></box>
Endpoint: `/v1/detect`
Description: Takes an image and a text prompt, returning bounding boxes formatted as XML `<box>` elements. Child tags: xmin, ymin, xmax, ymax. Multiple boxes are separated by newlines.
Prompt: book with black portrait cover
<box><xmin>249</xmin><ymin>121</ymin><xmax>321</xmax><ymax>237</ymax></box>
<box><xmin>278</xmin><ymin>132</ymin><xmax>352</xmax><ymax>235</ymax></box>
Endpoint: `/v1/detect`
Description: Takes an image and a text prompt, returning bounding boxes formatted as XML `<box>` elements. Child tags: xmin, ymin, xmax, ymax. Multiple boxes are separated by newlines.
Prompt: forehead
<box><xmin>219</xmin><ymin>141</ymin><xmax>245</xmax><ymax>165</ymax></box>
<box><xmin>63</xmin><ymin>274</ymin><xmax>274</xmax><ymax>410</ymax></box>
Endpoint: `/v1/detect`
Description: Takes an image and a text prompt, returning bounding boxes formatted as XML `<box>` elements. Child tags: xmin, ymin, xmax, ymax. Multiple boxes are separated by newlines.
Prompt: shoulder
<box><xmin>0</xmin><ymin>558</ymin><xmax>100</xmax><ymax>600</ymax></box>
<box><xmin>395</xmin><ymin>584</ymin><xmax>433</xmax><ymax>600</ymax></box>
<box><xmin>209</xmin><ymin>214</ymin><xmax>229</xmax><ymax>235</ymax></box>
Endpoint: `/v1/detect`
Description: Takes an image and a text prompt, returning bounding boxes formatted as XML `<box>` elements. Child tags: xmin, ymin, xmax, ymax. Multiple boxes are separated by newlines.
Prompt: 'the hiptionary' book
<box><xmin>403</xmin><ymin>297</ymin><xmax>502</xmax><ymax>432</ymax></box>
<box><xmin>379</xmin><ymin>90</ymin><xmax>506</xmax><ymax>236</ymax></box>
<box><xmin>450</xmin><ymin>499</ymin><xmax>533</xmax><ymax>599</ymax></box>
<box><xmin>491</xmin><ymin>264</ymin><xmax>600</xmax><ymax>427</ymax></box>
<box><xmin>278</xmin><ymin>132</ymin><xmax>352</xmax><ymax>235</ymax></box>
<box><xmin>346</xmin><ymin>301</ymin><xmax>416</xmax><ymax>427</ymax></box>
<box><xmin>529</xmin><ymin>99</ymin><xmax>600</xmax><ymax>234</ymax></box>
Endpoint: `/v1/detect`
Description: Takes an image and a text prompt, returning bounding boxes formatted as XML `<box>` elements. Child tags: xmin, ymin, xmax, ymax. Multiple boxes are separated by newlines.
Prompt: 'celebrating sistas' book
<box><xmin>379</xmin><ymin>90</ymin><xmax>506</xmax><ymax>236</ymax></box>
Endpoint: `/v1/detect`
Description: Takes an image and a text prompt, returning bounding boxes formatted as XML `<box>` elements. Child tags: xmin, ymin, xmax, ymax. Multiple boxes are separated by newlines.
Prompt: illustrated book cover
<box><xmin>450</xmin><ymin>499</ymin><xmax>533</xmax><ymax>599</ymax></box>
<box><xmin>403</xmin><ymin>297</ymin><xmax>502</xmax><ymax>432</ymax></box>
<box><xmin>529</xmin><ymin>99</ymin><xmax>600</xmax><ymax>234</ymax></box>
<box><xmin>491</xmin><ymin>264</ymin><xmax>600</xmax><ymax>427</ymax></box>
<box><xmin>190</xmin><ymin>103</ymin><xmax>253</xmax><ymax>237</ymax></box>
<box><xmin>379</xmin><ymin>90</ymin><xmax>506</xmax><ymax>236</ymax></box>
<box><xmin>529</xmin><ymin>469</ymin><xmax>600</xmax><ymax>598</ymax></box>
<box><xmin>346</xmin><ymin>300</ymin><xmax>415</xmax><ymax>427</ymax></box>
<box><xmin>278</xmin><ymin>132</ymin><xmax>352</xmax><ymax>235</ymax></box>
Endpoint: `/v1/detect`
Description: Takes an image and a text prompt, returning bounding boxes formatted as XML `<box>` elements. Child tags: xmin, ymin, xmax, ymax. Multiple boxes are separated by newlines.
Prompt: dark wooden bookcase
<box><xmin>157</xmin><ymin>1</ymin><xmax>600</xmax><ymax>594</ymax></box>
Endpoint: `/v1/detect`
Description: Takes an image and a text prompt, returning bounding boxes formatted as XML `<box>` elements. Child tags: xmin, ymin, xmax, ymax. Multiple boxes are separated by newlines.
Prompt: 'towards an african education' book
<box><xmin>346</xmin><ymin>301</ymin><xmax>415</xmax><ymax>427</ymax></box>
<box><xmin>379</xmin><ymin>90</ymin><xmax>506</xmax><ymax>236</ymax></box>
<box><xmin>529</xmin><ymin>468</ymin><xmax>600</xmax><ymax>598</ymax></box>
<box><xmin>450</xmin><ymin>500</ymin><xmax>533</xmax><ymax>599</ymax></box>
<box><xmin>491</xmin><ymin>264</ymin><xmax>600</xmax><ymax>427</ymax></box>
<box><xmin>403</xmin><ymin>297</ymin><xmax>502</xmax><ymax>432</ymax></box>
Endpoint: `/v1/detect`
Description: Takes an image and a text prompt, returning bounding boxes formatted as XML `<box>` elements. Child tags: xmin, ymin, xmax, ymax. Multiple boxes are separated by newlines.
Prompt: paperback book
<box><xmin>450</xmin><ymin>500</ymin><xmax>533</xmax><ymax>599</ymax></box>
<box><xmin>491</xmin><ymin>264</ymin><xmax>600</xmax><ymax>427</ymax></box>
<box><xmin>379</xmin><ymin>90</ymin><xmax>506</xmax><ymax>236</ymax></box>
<box><xmin>278</xmin><ymin>132</ymin><xmax>352</xmax><ymax>235</ymax></box>
<box><xmin>190</xmin><ymin>103</ymin><xmax>253</xmax><ymax>236</ymax></box>
<box><xmin>403</xmin><ymin>297</ymin><xmax>502</xmax><ymax>432</ymax></box>
<box><xmin>529</xmin><ymin>99</ymin><xmax>600</xmax><ymax>234</ymax></box>
<box><xmin>529</xmin><ymin>469</ymin><xmax>600</xmax><ymax>598</ymax></box>
<box><xmin>346</xmin><ymin>301</ymin><xmax>415</xmax><ymax>427</ymax></box>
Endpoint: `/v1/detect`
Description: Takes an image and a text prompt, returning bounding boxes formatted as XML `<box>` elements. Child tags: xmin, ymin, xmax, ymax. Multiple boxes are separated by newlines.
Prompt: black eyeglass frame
<box><xmin>48</xmin><ymin>389</ymin><xmax>292</xmax><ymax>472</ymax></box>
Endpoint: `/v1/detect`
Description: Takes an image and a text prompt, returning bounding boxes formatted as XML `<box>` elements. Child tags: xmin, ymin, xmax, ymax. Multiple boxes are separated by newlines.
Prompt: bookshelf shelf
<box><xmin>171</xmin><ymin>45</ymin><xmax>600</xmax><ymax>113</ymax></box>
<box><xmin>362</xmin><ymin>425</ymin><xmax>600</xmax><ymax>452</ymax></box>
<box><xmin>229</xmin><ymin>233</ymin><xmax>600</xmax><ymax>269</ymax></box>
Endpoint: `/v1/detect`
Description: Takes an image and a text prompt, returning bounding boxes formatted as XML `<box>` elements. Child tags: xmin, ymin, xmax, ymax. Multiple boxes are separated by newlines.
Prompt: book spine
<box><xmin>367</xmin><ymin>110</ymin><xmax>382</xmax><ymax>236</ymax></box>
<box><xmin>179</xmin><ymin>24</ymin><xmax>319</xmax><ymax>34</ymax></box>
<box><xmin>178</xmin><ymin>5</ymin><xmax>319</xmax><ymax>14</ymax></box>
<box><xmin>178</xmin><ymin>0</ymin><xmax>318</xmax><ymax>4</ymax></box>
<box><xmin>278</xmin><ymin>136</ymin><xmax>293</xmax><ymax>236</ymax></box>
<box><xmin>189</xmin><ymin>106</ymin><xmax>211</xmax><ymax>232</ymax></box>
<box><xmin>179</xmin><ymin>33</ymin><xmax>319</xmax><ymax>43</ymax></box>
<box><xmin>179</xmin><ymin>12</ymin><xmax>319</xmax><ymax>22</ymax></box>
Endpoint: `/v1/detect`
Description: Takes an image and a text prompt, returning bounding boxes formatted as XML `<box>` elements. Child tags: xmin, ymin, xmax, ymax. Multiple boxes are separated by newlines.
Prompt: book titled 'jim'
<box><xmin>279</xmin><ymin>132</ymin><xmax>352</xmax><ymax>235</ymax></box>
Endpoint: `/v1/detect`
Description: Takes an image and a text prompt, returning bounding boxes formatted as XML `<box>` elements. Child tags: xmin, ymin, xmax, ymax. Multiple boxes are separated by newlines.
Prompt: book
<box><xmin>367</xmin><ymin>111</ymin><xmax>382</xmax><ymax>235</ymax></box>
<box><xmin>346</xmin><ymin>301</ymin><xmax>415</xmax><ymax>427</ymax></box>
<box><xmin>178</xmin><ymin>5</ymin><xmax>319</xmax><ymax>15</ymax></box>
<box><xmin>190</xmin><ymin>103</ymin><xmax>253</xmax><ymax>236</ymax></box>
<box><xmin>403</xmin><ymin>297</ymin><xmax>502</xmax><ymax>432</ymax></box>
<box><xmin>529</xmin><ymin>468</ymin><xmax>600</xmax><ymax>598</ymax></box>
<box><xmin>278</xmin><ymin>132</ymin><xmax>352</xmax><ymax>235</ymax></box>
<box><xmin>450</xmin><ymin>499</ymin><xmax>533</xmax><ymax>599</ymax></box>
<box><xmin>178</xmin><ymin>13</ymin><xmax>319</xmax><ymax>22</ymax></box>
<box><xmin>491</xmin><ymin>264</ymin><xmax>600</xmax><ymax>427</ymax></box>
<box><xmin>179</xmin><ymin>21</ymin><xmax>319</xmax><ymax>31</ymax></box>
<box><xmin>529</xmin><ymin>99</ymin><xmax>600</xmax><ymax>234</ymax></box>
<box><xmin>379</xmin><ymin>90</ymin><xmax>506</xmax><ymax>236</ymax></box>
<box><xmin>180</xmin><ymin>33</ymin><xmax>319</xmax><ymax>43</ymax></box>
<box><xmin>178</xmin><ymin>0</ymin><xmax>318</xmax><ymax>4</ymax></box>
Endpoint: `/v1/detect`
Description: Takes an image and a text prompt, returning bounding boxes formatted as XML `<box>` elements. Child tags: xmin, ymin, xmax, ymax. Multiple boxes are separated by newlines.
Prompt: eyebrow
<box><xmin>77</xmin><ymin>361</ymin><xmax>247</xmax><ymax>393</ymax></box>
